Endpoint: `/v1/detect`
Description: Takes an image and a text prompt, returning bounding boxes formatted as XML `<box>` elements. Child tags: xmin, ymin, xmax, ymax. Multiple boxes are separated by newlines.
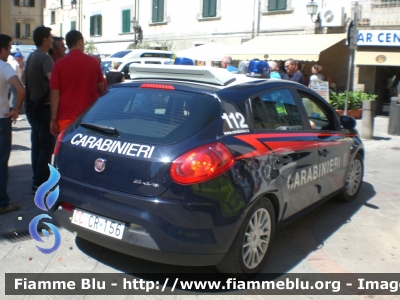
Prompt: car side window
<box><xmin>297</xmin><ymin>90</ymin><xmax>335</xmax><ymax>131</ymax></box>
<box><xmin>251</xmin><ymin>97</ymin><xmax>269</xmax><ymax>129</ymax></box>
<box><xmin>258</xmin><ymin>88</ymin><xmax>303</xmax><ymax>130</ymax></box>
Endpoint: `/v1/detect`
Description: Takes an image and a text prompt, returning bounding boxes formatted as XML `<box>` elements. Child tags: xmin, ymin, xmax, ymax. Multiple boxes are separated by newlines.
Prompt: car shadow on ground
<box><xmin>74</xmin><ymin>181</ymin><xmax>376</xmax><ymax>291</ymax></box>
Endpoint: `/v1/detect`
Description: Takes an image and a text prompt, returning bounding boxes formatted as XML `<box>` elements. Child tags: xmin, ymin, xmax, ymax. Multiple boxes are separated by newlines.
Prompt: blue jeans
<box><xmin>0</xmin><ymin>117</ymin><xmax>11</xmax><ymax>208</ymax></box>
<box><xmin>26</xmin><ymin>106</ymin><xmax>56</xmax><ymax>187</ymax></box>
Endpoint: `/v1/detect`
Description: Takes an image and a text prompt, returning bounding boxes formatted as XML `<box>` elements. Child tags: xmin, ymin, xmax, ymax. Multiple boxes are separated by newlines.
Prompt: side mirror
<box><xmin>340</xmin><ymin>115</ymin><xmax>356</xmax><ymax>130</ymax></box>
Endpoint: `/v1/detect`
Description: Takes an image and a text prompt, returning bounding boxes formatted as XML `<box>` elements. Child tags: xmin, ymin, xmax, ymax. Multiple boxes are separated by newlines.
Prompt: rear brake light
<box><xmin>170</xmin><ymin>142</ymin><xmax>235</xmax><ymax>185</ymax></box>
<box><xmin>54</xmin><ymin>130</ymin><xmax>65</xmax><ymax>155</ymax></box>
<box><xmin>61</xmin><ymin>202</ymin><xmax>74</xmax><ymax>213</ymax></box>
<box><xmin>140</xmin><ymin>83</ymin><xmax>174</xmax><ymax>90</ymax></box>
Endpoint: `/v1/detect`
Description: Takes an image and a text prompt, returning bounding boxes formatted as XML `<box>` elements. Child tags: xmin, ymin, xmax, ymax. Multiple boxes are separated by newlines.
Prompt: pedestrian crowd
<box><xmin>0</xmin><ymin>26</ymin><xmax>104</xmax><ymax>215</ymax></box>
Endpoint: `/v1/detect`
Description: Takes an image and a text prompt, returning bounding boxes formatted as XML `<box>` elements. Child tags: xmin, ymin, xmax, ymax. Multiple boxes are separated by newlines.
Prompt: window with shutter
<box><xmin>122</xmin><ymin>10</ymin><xmax>131</xmax><ymax>33</ymax></box>
<box><xmin>15</xmin><ymin>23</ymin><xmax>21</xmax><ymax>38</ymax></box>
<box><xmin>51</xmin><ymin>11</ymin><xmax>56</xmax><ymax>24</ymax></box>
<box><xmin>71</xmin><ymin>21</ymin><xmax>76</xmax><ymax>30</ymax></box>
<box><xmin>90</xmin><ymin>15</ymin><xmax>102</xmax><ymax>36</ymax></box>
<box><xmin>90</xmin><ymin>16</ymin><xmax>94</xmax><ymax>36</ymax></box>
<box><xmin>268</xmin><ymin>0</ymin><xmax>286</xmax><ymax>11</ymax></box>
<box><xmin>29</xmin><ymin>0</ymin><xmax>35</xmax><ymax>7</ymax></box>
<box><xmin>25</xmin><ymin>24</ymin><xmax>31</xmax><ymax>38</ymax></box>
<box><xmin>152</xmin><ymin>0</ymin><xmax>164</xmax><ymax>23</ymax></box>
<box><xmin>203</xmin><ymin>0</ymin><xmax>217</xmax><ymax>17</ymax></box>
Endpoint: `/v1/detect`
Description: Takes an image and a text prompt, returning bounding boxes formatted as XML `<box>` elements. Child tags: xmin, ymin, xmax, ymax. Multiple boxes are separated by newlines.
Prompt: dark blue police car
<box><xmin>51</xmin><ymin>62</ymin><xmax>364</xmax><ymax>275</ymax></box>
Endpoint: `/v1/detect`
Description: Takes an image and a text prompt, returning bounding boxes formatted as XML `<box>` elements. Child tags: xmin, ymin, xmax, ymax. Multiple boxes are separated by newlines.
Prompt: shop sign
<box><xmin>309</xmin><ymin>81</ymin><xmax>330</xmax><ymax>102</ymax></box>
<box><xmin>357</xmin><ymin>30</ymin><xmax>400</xmax><ymax>46</ymax></box>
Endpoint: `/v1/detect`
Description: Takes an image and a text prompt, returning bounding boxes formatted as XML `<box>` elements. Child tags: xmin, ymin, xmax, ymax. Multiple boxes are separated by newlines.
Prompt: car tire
<box><xmin>340</xmin><ymin>153</ymin><xmax>363</xmax><ymax>202</ymax></box>
<box><xmin>216</xmin><ymin>197</ymin><xmax>275</xmax><ymax>277</ymax></box>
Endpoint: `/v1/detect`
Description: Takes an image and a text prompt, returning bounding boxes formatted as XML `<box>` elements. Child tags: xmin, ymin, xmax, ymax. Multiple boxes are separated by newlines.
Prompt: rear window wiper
<box><xmin>80</xmin><ymin>122</ymin><xmax>119</xmax><ymax>135</ymax></box>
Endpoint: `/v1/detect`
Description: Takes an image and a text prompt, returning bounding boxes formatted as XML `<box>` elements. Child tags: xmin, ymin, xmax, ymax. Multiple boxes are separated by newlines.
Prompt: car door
<box><xmin>250</xmin><ymin>87</ymin><xmax>320</xmax><ymax>218</ymax></box>
<box><xmin>295</xmin><ymin>89</ymin><xmax>353</xmax><ymax>200</ymax></box>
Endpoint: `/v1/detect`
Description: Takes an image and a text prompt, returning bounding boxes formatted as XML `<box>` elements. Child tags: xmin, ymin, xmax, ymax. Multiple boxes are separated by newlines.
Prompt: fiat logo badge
<box><xmin>94</xmin><ymin>158</ymin><xmax>106</xmax><ymax>173</ymax></box>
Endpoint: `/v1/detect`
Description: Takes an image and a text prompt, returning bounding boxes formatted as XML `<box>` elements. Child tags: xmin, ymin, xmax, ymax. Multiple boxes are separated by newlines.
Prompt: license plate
<box><xmin>71</xmin><ymin>209</ymin><xmax>125</xmax><ymax>240</ymax></box>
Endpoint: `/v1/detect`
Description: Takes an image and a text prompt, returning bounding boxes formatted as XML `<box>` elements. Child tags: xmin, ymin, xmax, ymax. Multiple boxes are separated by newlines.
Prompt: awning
<box><xmin>229</xmin><ymin>33</ymin><xmax>346</xmax><ymax>61</ymax></box>
<box><xmin>355</xmin><ymin>51</ymin><xmax>400</xmax><ymax>66</ymax></box>
<box><xmin>176</xmin><ymin>42</ymin><xmax>230</xmax><ymax>61</ymax></box>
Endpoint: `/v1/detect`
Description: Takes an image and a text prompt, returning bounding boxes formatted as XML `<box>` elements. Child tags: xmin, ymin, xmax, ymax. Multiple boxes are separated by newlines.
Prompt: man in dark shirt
<box><xmin>24</xmin><ymin>26</ymin><xmax>54</xmax><ymax>194</ymax></box>
<box><xmin>283</xmin><ymin>58</ymin><xmax>304</xmax><ymax>84</ymax></box>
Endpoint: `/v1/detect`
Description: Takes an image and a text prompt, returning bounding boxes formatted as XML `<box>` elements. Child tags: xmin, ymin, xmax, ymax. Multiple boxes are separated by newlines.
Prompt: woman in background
<box><xmin>106</xmin><ymin>61</ymin><xmax>124</xmax><ymax>87</ymax></box>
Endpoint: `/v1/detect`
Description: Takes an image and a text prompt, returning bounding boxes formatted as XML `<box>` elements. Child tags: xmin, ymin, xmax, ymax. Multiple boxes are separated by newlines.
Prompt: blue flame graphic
<box><xmin>30</xmin><ymin>164</ymin><xmax>62</xmax><ymax>254</ymax></box>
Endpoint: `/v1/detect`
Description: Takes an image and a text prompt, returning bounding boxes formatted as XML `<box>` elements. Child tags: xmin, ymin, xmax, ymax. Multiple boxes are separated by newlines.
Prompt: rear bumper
<box><xmin>51</xmin><ymin>176</ymin><xmax>243</xmax><ymax>266</ymax></box>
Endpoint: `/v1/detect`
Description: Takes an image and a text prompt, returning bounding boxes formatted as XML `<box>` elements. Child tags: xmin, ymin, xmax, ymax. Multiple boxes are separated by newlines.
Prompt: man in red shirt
<box><xmin>50</xmin><ymin>30</ymin><xmax>104</xmax><ymax>136</ymax></box>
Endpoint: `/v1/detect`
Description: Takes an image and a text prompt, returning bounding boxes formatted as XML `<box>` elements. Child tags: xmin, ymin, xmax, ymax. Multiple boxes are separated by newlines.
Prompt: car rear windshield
<box><xmin>78</xmin><ymin>87</ymin><xmax>221</xmax><ymax>145</ymax></box>
<box><xmin>109</xmin><ymin>51</ymin><xmax>132</xmax><ymax>58</ymax></box>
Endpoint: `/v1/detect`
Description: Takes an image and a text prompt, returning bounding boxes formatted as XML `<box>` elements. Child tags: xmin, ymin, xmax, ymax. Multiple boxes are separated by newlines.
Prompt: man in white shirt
<box><xmin>0</xmin><ymin>34</ymin><xmax>26</xmax><ymax>215</ymax></box>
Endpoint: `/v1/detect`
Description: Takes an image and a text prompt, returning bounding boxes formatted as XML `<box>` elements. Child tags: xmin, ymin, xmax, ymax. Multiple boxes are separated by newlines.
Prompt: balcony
<box><xmin>352</xmin><ymin>0</ymin><xmax>400</xmax><ymax>27</ymax></box>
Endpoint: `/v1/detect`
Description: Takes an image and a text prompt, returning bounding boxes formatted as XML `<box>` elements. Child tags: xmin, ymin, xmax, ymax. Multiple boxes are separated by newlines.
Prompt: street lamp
<box><xmin>130</xmin><ymin>17</ymin><xmax>141</xmax><ymax>46</ymax></box>
<box><xmin>306</xmin><ymin>0</ymin><xmax>320</xmax><ymax>23</ymax></box>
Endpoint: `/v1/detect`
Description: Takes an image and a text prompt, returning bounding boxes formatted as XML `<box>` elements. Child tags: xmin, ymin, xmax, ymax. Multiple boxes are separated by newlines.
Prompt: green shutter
<box><xmin>268</xmin><ymin>0</ymin><xmax>276</xmax><ymax>11</ymax></box>
<box><xmin>15</xmin><ymin>23</ymin><xmax>20</xmax><ymax>38</ymax></box>
<box><xmin>268</xmin><ymin>0</ymin><xmax>286</xmax><ymax>11</ymax></box>
<box><xmin>14</xmin><ymin>0</ymin><xmax>19</xmax><ymax>6</ymax></box>
<box><xmin>157</xmin><ymin>0</ymin><xmax>164</xmax><ymax>22</ymax></box>
<box><xmin>277</xmin><ymin>0</ymin><xmax>286</xmax><ymax>10</ymax></box>
<box><xmin>71</xmin><ymin>21</ymin><xmax>76</xmax><ymax>30</ymax></box>
<box><xmin>90</xmin><ymin>16</ymin><xmax>94</xmax><ymax>36</ymax></box>
<box><xmin>30</xmin><ymin>0</ymin><xmax>35</xmax><ymax>7</ymax></box>
<box><xmin>122</xmin><ymin>10</ymin><xmax>130</xmax><ymax>33</ymax></box>
<box><xmin>203</xmin><ymin>0</ymin><xmax>210</xmax><ymax>17</ymax></box>
<box><xmin>209</xmin><ymin>0</ymin><xmax>217</xmax><ymax>17</ymax></box>
<box><xmin>152</xmin><ymin>0</ymin><xmax>159</xmax><ymax>22</ymax></box>
<box><xmin>98</xmin><ymin>15</ymin><xmax>102</xmax><ymax>35</ymax></box>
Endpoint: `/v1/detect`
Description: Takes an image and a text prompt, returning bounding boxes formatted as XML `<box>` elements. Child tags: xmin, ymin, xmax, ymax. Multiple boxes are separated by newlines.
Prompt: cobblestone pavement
<box><xmin>1</xmin><ymin>115</ymin><xmax>399</xmax><ymax>300</ymax></box>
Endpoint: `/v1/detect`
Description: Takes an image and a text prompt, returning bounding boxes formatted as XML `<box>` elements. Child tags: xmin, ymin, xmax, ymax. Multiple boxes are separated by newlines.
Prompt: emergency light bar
<box><xmin>128</xmin><ymin>64</ymin><xmax>236</xmax><ymax>86</ymax></box>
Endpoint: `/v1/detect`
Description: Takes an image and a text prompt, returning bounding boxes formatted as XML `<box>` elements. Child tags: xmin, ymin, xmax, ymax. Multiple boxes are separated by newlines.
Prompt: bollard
<box><xmin>361</xmin><ymin>100</ymin><xmax>377</xmax><ymax>139</ymax></box>
<box><xmin>388</xmin><ymin>97</ymin><xmax>400</xmax><ymax>136</ymax></box>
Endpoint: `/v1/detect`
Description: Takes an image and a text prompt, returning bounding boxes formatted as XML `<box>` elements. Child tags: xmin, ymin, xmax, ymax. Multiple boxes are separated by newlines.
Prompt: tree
<box><xmin>84</xmin><ymin>40</ymin><xmax>99</xmax><ymax>55</ymax></box>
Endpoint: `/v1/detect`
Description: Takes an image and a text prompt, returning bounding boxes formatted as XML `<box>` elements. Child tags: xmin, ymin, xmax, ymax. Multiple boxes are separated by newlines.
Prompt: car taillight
<box><xmin>54</xmin><ymin>130</ymin><xmax>65</xmax><ymax>155</ymax></box>
<box><xmin>170</xmin><ymin>142</ymin><xmax>235</xmax><ymax>185</ymax></box>
<box><xmin>140</xmin><ymin>83</ymin><xmax>174</xmax><ymax>90</ymax></box>
<box><xmin>61</xmin><ymin>202</ymin><xmax>74</xmax><ymax>213</ymax></box>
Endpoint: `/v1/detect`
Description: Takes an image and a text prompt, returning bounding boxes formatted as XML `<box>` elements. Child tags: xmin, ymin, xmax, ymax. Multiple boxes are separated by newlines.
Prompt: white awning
<box><xmin>229</xmin><ymin>33</ymin><xmax>347</xmax><ymax>61</ymax></box>
<box><xmin>176</xmin><ymin>42</ymin><xmax>230</xmax><ymax>61</ymax></box>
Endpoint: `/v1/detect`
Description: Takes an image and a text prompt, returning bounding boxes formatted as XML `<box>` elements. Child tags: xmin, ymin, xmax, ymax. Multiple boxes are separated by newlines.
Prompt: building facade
<box><xmin>353</xmin><ymin>0</ymin><xmax>400</xmax><ymax>115</ymax></box>
<box><xmin>0</xmin><ymin>0</ymin><xmax>44</xmax><ymax>45</ymax></box>
<box><xmin>40</xmin><ymin>0</ymin><xmax>399</xmax><ymax>115</ymax></box>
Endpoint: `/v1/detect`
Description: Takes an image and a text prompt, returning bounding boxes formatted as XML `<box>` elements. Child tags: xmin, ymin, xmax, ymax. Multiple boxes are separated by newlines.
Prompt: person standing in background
<box><xmin>0</xmin><ymin>34</ymin><xmax>26</xmax><ymax>214</ymax></box>
<box><xmin>49</xmin><ymin>36</ymin><xmax>67</xmax><ymax>63</ymax></box>
<box><xmin>50</xmin><ymin>30</ymin><xmax>104</xmax><ymax>136</ymax></box>
<box><xmin>283</xmin><ymin>59</ymin><xmax>304</xmax><ymax>84</ymax></box>
<box><xmin>221</xmin><ymin>56</ymin><xmax>238</xmax><ymax>72</ymax></box>
<box><xmin>105</xmin><ymin>61</ymin><xmax>124</xmax><ymax>87</ymax></box>
<box><xmin>269</xmin><ymin>61</ymin><xmax>281</xmax><ymax>79</ymax></box>
<box><xmin>24</xmin><ymin>26</ymin><xmax>54</xmax><ymax>195</ymax></box>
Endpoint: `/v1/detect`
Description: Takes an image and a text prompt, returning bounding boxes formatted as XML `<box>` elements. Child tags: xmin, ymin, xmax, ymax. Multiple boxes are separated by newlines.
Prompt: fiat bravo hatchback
<box><xmin>51</xmin><ymin>64</ymin><xmax>364</xmax><ymax>275</ymax></box>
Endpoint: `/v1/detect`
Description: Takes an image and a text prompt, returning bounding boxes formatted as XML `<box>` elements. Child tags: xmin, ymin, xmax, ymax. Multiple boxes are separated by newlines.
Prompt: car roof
<box><xmin>127</xmin><ymin>64</ymin><xmax>291</xmax><ymax>88</ymax></box>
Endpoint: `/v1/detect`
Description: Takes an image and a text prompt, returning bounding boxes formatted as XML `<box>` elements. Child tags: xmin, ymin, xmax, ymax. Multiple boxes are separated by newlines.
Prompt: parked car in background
<box><xmin>51</xmin><ymin>64</ymin><xmax>364</xmax><ymax>276</ymax></box>
<box><xmin>101</xmin><ymin>49</ymin><xmax>173</xmax><ymax>75</ymax></box>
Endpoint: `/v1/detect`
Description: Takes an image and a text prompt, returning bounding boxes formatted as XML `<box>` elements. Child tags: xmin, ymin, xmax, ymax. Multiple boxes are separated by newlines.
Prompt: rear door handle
<box><xmin>277</xmin><ymin>156</ymin><xmax>293</xmax><ymax>164</ymax></box>
<box><xmin>318</xmin><ymin>149</ymin><xmax>330</xmax><ymax>157</ymax></box>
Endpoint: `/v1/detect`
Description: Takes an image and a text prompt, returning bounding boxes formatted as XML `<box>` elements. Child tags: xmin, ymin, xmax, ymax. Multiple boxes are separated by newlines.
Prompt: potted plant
<box><xmin>329</xmin><ymin>91</ymin><xmax>377</xmax><ymax>119</ymax></box>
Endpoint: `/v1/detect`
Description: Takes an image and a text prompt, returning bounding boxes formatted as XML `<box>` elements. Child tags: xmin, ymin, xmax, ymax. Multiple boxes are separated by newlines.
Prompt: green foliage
<box><xmin>84</xmin><ymin>40</ymin><xmax>99</xmax><ymax>55</ymax></box>
<box><xmin>329</xmin><ymin>90</ymin><xmax>377</xmax><ymax>110</ymax></box>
